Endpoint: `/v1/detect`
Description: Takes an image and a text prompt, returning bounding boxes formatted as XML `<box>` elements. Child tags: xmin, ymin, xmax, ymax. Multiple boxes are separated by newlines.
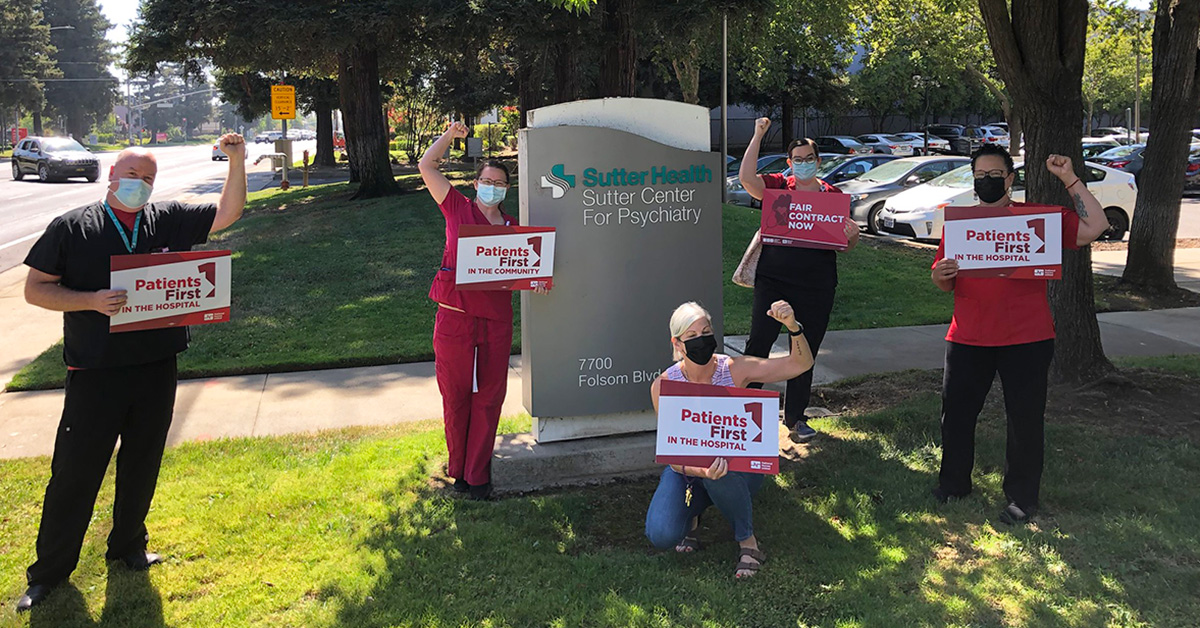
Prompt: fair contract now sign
<box><xmin>943</xmin><ymin>205</ymin><xmax>1063</xmax><ymax>279</ymax></box>
<box><xmin>655</xmin><ymin>379</ymin><xmax>780</xmax><ymax>475</ymax></box>
<box><xmin>109</xmin><ymin>250</ymin><xmax>232</xmax><ymax>333</ymax></box>
<box><xmin>456</xmin><ymin>225</ymin><xmax>556</xmax><ymax>291</ymax></box>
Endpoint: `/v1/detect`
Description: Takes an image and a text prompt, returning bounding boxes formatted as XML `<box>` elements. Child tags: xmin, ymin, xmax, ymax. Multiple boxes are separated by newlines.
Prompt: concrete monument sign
<box><xmin>518</xmin><ymin>98</ymin><xmax>723</xmax><ymax>442</ymax></box>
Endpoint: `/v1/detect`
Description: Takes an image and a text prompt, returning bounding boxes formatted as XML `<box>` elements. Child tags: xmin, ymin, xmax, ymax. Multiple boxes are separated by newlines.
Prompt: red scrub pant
<box><xmin>433</xmin><ymin>306</ymin><xmax>513</xmax><ymax>486</ymax></box>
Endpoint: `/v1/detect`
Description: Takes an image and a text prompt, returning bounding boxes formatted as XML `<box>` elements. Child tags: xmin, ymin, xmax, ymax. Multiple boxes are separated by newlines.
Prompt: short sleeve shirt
<box><xmin>756</xmin><ymin>174</ymin><xmax>843</xmax><ymax>290</ymax></box>
<box><xmin>24</xmin><ymin>201</ymin><xmax>217</xmax><ymax>369</ymax></box>
<box><xmin>427</xmin><ymin>188</ymin><xmax>516</xmax><ymax>322</ymax></box>
<box><xmin>933</xmin><ymin>202</ymin><xmax>1081</xmax><ymax>346</ymax></box>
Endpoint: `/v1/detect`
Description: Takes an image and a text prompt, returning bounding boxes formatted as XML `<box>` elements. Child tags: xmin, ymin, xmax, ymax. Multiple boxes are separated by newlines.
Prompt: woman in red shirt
<box><xmin>930</xmin><ymin>144</ymin><xmax>1109</xmax><ymax>524</ymax></box>
<box><xmin>738</xmin><ymin>118</ymin><xmax>859</xmax><ymax>444</ymax></box>
<box><xmin>419</xmin><ymin>122</ymin><xmax>545</xmax><ymax>500</ymax></box>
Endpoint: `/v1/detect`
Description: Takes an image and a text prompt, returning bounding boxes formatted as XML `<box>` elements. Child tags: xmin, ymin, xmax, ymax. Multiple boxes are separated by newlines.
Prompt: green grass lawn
<box><xmin>3</xmin><ymin>358</ymin><xmax>1199</xmax><ymax>627</ymax></box>
<box><xmin>6</xmin><ymin>185</ymin><xmax>958</xmax><ymax>391</ymax></box>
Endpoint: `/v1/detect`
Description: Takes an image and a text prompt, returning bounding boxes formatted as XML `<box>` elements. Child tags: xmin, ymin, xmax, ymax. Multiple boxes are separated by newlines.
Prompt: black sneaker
<box><xmin>452</xmin><ymin>478</ymin><xmax>469</xmax><ymax>493</ymax></box>
<box><xmin>788</xmin><ymin>421</ymin><xmax>817</xmax><ymax>444</ymax></box>
<box><xmin>468</xmin><ymin>482</ymin><xmax>493</xmax><ymax>501</ymax></box>
<box><xmin>998</xmin><ymin>503</ymin><xmax>1033</xmax><ymax>526</ymax></box>
<box><xmin>931</xmin><ymin>486</ymin><xmax>969</xmax><ymax>504</ymax></box>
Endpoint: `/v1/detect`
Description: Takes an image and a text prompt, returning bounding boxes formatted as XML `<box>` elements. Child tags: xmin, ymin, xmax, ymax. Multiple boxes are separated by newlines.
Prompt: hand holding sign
<box><xmin>702</xmin><ymin>457</ymin><xmax>729</xmax><ymax>480</ymax></box>
<box><xmin>93</xmin><ymin>289</ymin><xmax>128</xmax><ymax>317</ymax></box>
<box><xmin>932</xmin><ymin>257</ymin><xmax>960</xmax><ymax>282</ymax></box>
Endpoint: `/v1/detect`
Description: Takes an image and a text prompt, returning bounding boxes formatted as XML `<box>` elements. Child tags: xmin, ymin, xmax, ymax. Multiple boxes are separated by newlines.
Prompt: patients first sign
<box><xmin>943</xmin><ymin>205</ymin><xmax>1063</xmax><ymax>279</ymax></box>
<box><xmin>655</xmin><ymin>379</ymin><xmax>780</xmax><ymax>475</ymax></box>
<box><xmin>456</xmin><ymin>225</ymin><xmax>556</xmax><ymax>291</ymax></box>
<box><xmin>109</xmin><ymin>251</ymin><xmax>232</xmax><ymax>333</ymax></box>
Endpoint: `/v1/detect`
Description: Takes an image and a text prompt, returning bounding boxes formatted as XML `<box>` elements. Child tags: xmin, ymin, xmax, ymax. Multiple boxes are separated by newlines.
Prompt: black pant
<box><xmin>26</xmin><ymin>357</ymin><xmax>178</xmax><ymax>586</ymax></box>
<box><xmin>742</xmin><ymin>275</ymin><xmax>835</xmax><ymax>428</ymax></box>
<box><xmin>938</xmin><ymin>339</ymin><xmax>1054</xmax><ymax>511</ymax></box>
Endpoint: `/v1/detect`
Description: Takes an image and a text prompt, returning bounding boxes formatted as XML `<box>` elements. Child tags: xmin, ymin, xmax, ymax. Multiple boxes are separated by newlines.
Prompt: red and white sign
<box><xmin>655</xmin><ymin>379</ymin><xmax>780</xmax><ymax>475</ymax></box>
<box><xmin>455</xmin><ymin>225</ymin><xmax>555</xmax><ymax>291</ymax></box>
<box><xmin>944</xmin><ymin>205</ymin><xmax>1063</xmax><ymax>279</ymax></box>
<box><xmin>9</xmin><ymin>127</ymin><xmax>28</xmax><ymax>145</ymax></box>
<box><xmin>109</xmin><ymin>251</ymin><xmax>232</xmax><ymax>333</ymax></box>
<box><xmin>760</xmin><ymin>189</ymin><xmax>851</xmax><ymax>251</ymax></box>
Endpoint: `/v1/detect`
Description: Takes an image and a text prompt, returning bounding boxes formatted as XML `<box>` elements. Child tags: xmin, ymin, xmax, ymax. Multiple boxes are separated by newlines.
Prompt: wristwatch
<box><xmin>788</xmin><ymin>324</ymin><xmax>805</xmax><ymax>336</ymax></box>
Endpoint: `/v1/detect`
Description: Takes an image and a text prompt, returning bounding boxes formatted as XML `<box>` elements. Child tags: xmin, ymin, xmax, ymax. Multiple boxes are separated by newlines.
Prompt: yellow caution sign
<box><xmin>271</xmin><ymin>85</ymin><xmax>296</xmax><ymax>120</ymax></box>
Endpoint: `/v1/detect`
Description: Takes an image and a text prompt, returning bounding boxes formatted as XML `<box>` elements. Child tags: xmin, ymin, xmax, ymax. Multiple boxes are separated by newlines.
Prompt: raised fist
<box><xmin>1045</xmin><ymin>154</ymin><xmax>1075</xmax><ymax>183</ymax></box>
<box><xmin>447</xmin><ymin>121</ymin><xmax>469</xmax><ymax>139</ymax></box>
<box><xmin>218</xmin><ymin>133</ymin><xmax>246</xmax><ymax>159</ymax></box>
<box><xmin>754</xmin><ymin>117</ymin><xmax>771</xmax><ymax>137</ymax></box>
<box><xmin>766</xmin><ymin>300</ymin><xmax>797</xmax><ymax>329</ymax></box>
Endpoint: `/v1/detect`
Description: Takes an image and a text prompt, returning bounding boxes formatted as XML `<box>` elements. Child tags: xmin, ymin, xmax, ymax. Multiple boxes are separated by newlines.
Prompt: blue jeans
<box><xmin>645</xmin><ymin>466</ymin><xmax>765</xmax><ymax>549</ymax></box>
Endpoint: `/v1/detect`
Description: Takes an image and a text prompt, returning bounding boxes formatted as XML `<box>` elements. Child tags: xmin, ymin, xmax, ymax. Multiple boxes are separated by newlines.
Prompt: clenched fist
<box><xmin>766</xmin><ymin>300</ymin><xmax>798</xmax><ymax>330</ymax></box>
<box><xmin>446</xmin><ymin>121</ymin><xmax>469</xmax><ymax>139</ymax></box>
<box><xmin>1046</xmin><ymin>154</ymin><xmax>1075</xmax><ymax>183</ymax></box>
<box><xmin>218</xmin><ymin>133</ymin><xmax>246</xmax><ymax>159</ymax></box>
<box><xmin>754</xmin><ymin>117</ymin><xmax>771</xmax><ymax>137</ymax></box>
<box><xmin>92</xmin><ymin>289</ymin><xmax>128</xmax><ymax>317</ymax></box>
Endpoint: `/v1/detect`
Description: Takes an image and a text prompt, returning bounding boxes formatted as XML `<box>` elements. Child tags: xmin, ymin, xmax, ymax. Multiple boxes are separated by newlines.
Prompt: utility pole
<box><xmin>721</xmin><ymin>12</ymin><xmax>728</xmax><ymax>203</ymax></box>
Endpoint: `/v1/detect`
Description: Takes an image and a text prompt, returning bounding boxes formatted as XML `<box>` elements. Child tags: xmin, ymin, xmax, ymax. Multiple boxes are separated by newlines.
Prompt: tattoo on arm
<box><xmin>1072</xmin><ymin>192</ymin><xmax>1088</xmax><ymax>219</ymax></box>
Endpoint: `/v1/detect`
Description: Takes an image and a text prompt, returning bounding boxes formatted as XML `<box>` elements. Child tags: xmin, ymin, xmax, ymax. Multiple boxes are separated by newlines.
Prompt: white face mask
<box><xmin>113</xmin><ymin>178</ymin><xmax>153</xmax><ymax>208</ymax></box>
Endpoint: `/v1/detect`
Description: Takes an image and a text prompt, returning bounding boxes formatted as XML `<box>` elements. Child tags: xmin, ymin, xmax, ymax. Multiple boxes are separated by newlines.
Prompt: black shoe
<box><xmin>931</xmin><ymin>486</ymin><xmax>969</xmax><ymax>504</ymax></box>
<box><xmin>452</xmin><ymin>478</ymin><xmax>470</xmax><ymax>493</ymax></box>
<box><xmin>468</xmin><ymin>482</ymin><xmax>493</xmax><ymax>501</ymax></box>
<box><xmin>16</xmin><ymin>582</ymin><xmax>58</xmax><ymax>613</ymax></box>
<box><xmin>998</xmin><ymin>503</ymin><xmax>1033</xmax><ymax>526</ymax></box>
<box><xmin>115</xmin><ymin>551</ymin><xmax>164</xmax><ymax>571</ymax></box>
<box><xmin>787</xmin><ymin>421</ymin><xmax>818</xmax><ymax>444</ymax></box>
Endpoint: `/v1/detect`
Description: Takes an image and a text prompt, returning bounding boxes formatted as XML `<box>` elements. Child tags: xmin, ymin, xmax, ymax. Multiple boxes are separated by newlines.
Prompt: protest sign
<box><xmin>760</xmin><ymin>189</ymin><xmax>851</xmax><ymax>251</ymax></box>
<box><xmin>944</xmin><ymin>205</ymin><xmax>1063</xmax><ymax>279</ymax></box>
<box><xmin>655</xmin><ymin>379</ymin><xmax>780</xmax><ymax>474</ymax></box>
<box><xmin>110</xmin><ymin>250</ymin><xmax>231</xmax><ymax>333</ymax></box>
<box><xmin>456</xmin><ymin>225</ymin><xmax>556</xmax><ymax>290</ymax></box>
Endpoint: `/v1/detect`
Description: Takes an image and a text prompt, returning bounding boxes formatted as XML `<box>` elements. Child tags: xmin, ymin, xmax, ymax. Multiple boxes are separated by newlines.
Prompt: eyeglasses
<box><xmin>791</xmin><ymin>156</ymin><xmax>818</xmax><ymax>164</ymax></box>
<box><xmin>973</xmin><ymin>170</ymin><xmax>1008</xmax><ymax>179</ymax></box>
<box><xmin>478</xmin><ymin>178</ymin><xmax>509</xmax><ymax>187</ymax></box>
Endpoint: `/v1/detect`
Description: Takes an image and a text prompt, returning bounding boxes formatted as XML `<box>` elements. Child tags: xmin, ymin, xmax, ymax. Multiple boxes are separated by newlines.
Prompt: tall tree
<box><xmin>978</xmin><ymin>0</ymin><xmax>1112</xmax><ymax>383</ymax></box>
<box><xmin>1121</xmin><ymin>0</ymin><xmax>1200</xmax><ymax>293</ymax></box>
<box><xmin>41</xmin><ymin>0</ymin><xmax>117</xmax><ymax>139</ymax></box>
<box><xmin>0</xmin><ymin>0</ymin><xmax>57</xmax><ymax>132</ymax></box>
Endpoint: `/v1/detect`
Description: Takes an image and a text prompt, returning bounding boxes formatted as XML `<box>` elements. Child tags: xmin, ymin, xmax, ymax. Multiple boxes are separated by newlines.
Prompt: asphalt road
<box><xmin>0</xmin><ymin>140</ymin><xmax>314</xmax><ymax>273</ymax></box>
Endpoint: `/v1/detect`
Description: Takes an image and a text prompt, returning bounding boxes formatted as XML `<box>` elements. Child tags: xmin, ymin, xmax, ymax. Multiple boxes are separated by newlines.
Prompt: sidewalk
<box><xmin>3</xmin><ymin>307</ymin><xmax>1200</xmax><ymax>460</ymax></box>
<box><xmin>1092</xmin><ymin>247</ymin><xmax>1200</xmax><ymax>293</ymax></box>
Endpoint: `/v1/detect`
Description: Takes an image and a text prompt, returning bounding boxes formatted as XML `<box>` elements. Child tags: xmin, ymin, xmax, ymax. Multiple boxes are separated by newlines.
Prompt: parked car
<box><xmin>927</xmin><ymin>124</ymin><xmax>981</xmax><ymax>155</ymax></box>
<box><xmin>896</xmin><ymin>132</ymin><xmax>951</xmax><ymax>155</ymax></box>
<box><xmin>1082</xmin><ymin>143</ymin><xmax>1117</xmax><ymax>160</ymax></box>
<box><xmin>1088</xmin><ymin>144</ymin><xmax>1145</xmax><ymax>183</ymax></box>
<box><xmin>1091</xmin><ymin>126</ymin><xmax>1129</xmax><ymax>138</ymax></box>
<box><xmin>725</xmin><ymin>154</ymin><xmax>737</xmax><ymax>174</ymax></box>
<box><xmin>1186</xmin><ymin>145</ymin><xmax>1200</xmax><ymax>192</ymax></box>
<box><xmin>836</xmin><ymin>156</ymin><xmax>970</xmax><ymax>234</ymax></box>
<box><xmin>725</xmin><ymin>153</ymin><xmax>802</xmax><ymax>207</ymax></box>
<box><xmin>976</xmin><ymin>126</ymin><xmax>1010</xmax><ymax>150</ymax></box>
<box><xmin>11</xmin><ymin>136</ymin><xmax>100</xmax><ymax>182</ymax></box>
<box><xmin>816</xmin><ymin>136</ymin><xmax>873</xmax><ymax>155</ymax></box>
<box><xmin>856</xmin><ymin>134</ymin><xmax>914</xmax><ymax>156</ymax></box>
<box><xmin>726</xmin><ymin>154</ymin><xmax>896</xmax><ymax>207</ymax></box>
<box><xmin>879</xmin><ymin>161</ymin><xmax>1137</xmax><ymax>241</ymax></box>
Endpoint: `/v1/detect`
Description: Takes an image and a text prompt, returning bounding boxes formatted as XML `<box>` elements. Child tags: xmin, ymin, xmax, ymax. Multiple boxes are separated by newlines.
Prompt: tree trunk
<box><xmin>1008</xmin><ymin>111</ymin><xmax>1022</xmax><ymax>158</ymax></box>
<box><xmin>669</xmin><ymin>40</ymin><xmax>701</xmax><ymax>105</ymax></box>
<box><xmin>781</xmin><ymin>92</ymin><xmax>794</xmax><ymax>150</ymax></box>
<box><xmin>1121</xmin><ymin>0</ymin><xmax>1200</xmax><ymax>292</ymax></box>
<box><xmin>337</xmin><ymin>43</ymin><xmax>398</xmax><ymax>199</ymax></box>
<box><xmin>598</xmin><ymin>0</ymin><xmax>637</xmax><ymax>97</ymax></box>
<box><xmin>554</xmin><ymin>42</ymin><xmax>579</xmax><ymax>105</ymax></box>
<box><xmin>978</xmin><ymin>0</ymin><xmax>1113</xmax><ymax>384</ymax></box>
<box><xmin>32</xmin><ymin>110</ymin><xmax>43</xmax><ymax>136</ymax></box>
<box><xmin>315</xmin><ymin>102</ymin><xmax>336</xmax><ymax>167</ymax></box>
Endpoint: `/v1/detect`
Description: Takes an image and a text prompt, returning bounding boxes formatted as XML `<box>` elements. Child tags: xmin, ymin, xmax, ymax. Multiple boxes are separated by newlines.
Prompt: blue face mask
<box><xmin>476</xmin><ymin>183</ymin><xmax>507</xmax><ymax>206</ymax></box>
<box><xmin>113</xmin><ymin>178</ymin><xmax>153</xmax><ymax>209</ymax></box>
<box><xmin>793</xmin><ymin>160</ymin><xmax>819</xmax><ymax>181</ymax></box>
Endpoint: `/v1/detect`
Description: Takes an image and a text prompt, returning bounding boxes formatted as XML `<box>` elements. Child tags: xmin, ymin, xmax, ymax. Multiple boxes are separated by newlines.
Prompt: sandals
<box><xmin>735</xmin><ymin>547</ymin><xmax>766</xmax><ymax>579</ymax></box>
<box><xmin>675</xmin><ymin>535</ymin><xmax>702</xmax><ymax>553</ymax></box>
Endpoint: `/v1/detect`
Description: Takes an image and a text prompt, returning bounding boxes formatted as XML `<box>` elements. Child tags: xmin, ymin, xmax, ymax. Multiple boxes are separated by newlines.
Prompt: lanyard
<box><xmin>103</xmin><ymin>201</ymin><xmax>141</xmax><ymax>254</ymax></box>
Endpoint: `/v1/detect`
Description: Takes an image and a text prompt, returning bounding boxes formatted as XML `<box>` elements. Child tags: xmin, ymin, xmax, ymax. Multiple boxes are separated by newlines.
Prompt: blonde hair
<box><xmin>669</xmin><ymin>301</ymin><xmax>712</xmax><ymax>360</ymax></box>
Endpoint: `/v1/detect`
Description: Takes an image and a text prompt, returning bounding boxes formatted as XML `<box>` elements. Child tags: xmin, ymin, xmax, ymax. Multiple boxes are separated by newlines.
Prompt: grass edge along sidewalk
<box><xmin>6</xmin><ymin>181</ymin><xmax>953</xmax><ymax>391</ymax></box>
<box><xmin>1</xmin><ymin>358</ymin><xmax>1198</xmax><ymax>626</ymax></box>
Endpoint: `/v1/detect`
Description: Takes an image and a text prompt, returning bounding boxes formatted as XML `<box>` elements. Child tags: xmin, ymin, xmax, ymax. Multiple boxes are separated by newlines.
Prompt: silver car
<box><xmin>896</xmin><ymin>132</ymin><xmax>950</xmax><ymax>155</ymax></box>
<box><xmin>856</xmin><ymin>134</ymin><xmax>914</xmax><ymax>156</ymax></box>
<box><xmin>836</xmin><ymin>156</ymin><xmax>970</xmax><ymax>234</ymax></box>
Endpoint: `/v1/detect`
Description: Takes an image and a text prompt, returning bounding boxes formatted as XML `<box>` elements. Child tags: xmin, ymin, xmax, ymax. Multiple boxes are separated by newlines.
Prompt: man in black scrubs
<box><xmin>16</xmin><ymin>134</ymin><xmax>248</xmax><ymax>612</ymax></box>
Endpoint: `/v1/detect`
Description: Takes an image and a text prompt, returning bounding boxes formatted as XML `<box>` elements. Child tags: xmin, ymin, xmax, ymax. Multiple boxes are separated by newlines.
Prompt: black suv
<box><xmin>926</xmin><ymin>125</ymin><xmax>984</xmax><ymax>156</ymax></box>
<box><xmin>11</xmin><ymin>136</ymin><xmax>101</xmax><ymax>182</ymax></box>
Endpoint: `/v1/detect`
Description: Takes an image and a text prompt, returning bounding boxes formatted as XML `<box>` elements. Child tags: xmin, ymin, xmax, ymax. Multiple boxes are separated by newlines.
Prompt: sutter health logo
<box><xmin>540</xmin><ymin>164</ymin><xmax>575</xmax><ymax>199</ymax></box>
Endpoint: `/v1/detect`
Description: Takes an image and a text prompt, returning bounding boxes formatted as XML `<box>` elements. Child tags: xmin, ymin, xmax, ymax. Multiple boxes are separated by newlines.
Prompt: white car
<box><xmin>878</xmin><ymin>161</ymin><xmax>1138</xmax><ymax>242</ymax></box>
<box><xmin>896</xmin><ymin>132</ymin><xmax>951</xmax><ymax>155</ymax></box>
<box><xmin>211</xmin><ymin>143</ymin><xmax>226</xmax><ymax>161</ymax></box>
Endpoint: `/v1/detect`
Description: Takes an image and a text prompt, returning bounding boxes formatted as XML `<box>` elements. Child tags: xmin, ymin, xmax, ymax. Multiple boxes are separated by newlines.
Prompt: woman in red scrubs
<box><xmin>419</xmin><ymin>122</ymin><xmax>542</xmax><ymax>500</ymax></box>
<box><xmin>930</xmin><ymin>144</ymin><xmax>1110</xmax><ymax>525</ymax></box>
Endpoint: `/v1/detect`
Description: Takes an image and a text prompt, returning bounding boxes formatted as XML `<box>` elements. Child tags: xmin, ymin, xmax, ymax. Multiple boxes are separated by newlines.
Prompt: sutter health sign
<box><xmin>520</xmin><ymin>120</ymin><xmax>723</xmax><ymax>421</ymax></box>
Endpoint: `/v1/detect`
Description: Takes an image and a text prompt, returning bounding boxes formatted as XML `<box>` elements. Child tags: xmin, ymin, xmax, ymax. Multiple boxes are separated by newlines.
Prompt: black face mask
<box><xmin>682</xmin><ymin>334</ymin><xmax>718</xmax><ymax>365</ymax></box>
<box><xmin>974</xmin><ymin>175</ymin><xmax>1008</xmax><ymax>204</ymax></box>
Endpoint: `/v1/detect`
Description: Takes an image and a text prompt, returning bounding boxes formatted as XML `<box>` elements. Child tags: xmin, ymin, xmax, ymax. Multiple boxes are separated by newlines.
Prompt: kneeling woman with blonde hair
<box><xmin>645</xmin><ymin>300</ymin><xmax>814</xmax><ymax>578</ymax></box>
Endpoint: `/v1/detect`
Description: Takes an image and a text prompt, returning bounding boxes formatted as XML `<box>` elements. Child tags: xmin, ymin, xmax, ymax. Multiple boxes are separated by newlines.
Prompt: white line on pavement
<box><xmin>0</xmin><ymin>232</ymin><xmax>42</xmax><ymax>252</ymax></box>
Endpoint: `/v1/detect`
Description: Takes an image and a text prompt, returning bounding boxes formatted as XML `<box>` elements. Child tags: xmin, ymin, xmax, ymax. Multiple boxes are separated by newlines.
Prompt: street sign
<box><xmin>271</xmin><ymin>85</ymin><xmax>296</xmax><ymax>120</ymax></box>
